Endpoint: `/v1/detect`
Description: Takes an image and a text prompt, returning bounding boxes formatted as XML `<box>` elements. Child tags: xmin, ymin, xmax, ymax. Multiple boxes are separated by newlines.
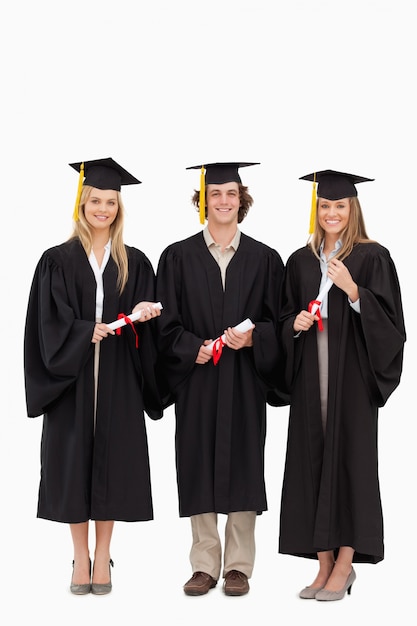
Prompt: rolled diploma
<box><xmin>207</xmin><ymin>318</ymin><xmax>254</xmax><ymax>350</ymax></box>
<box><xmin>309</xmin><ymin>278</ymin><xmax>333</xmax><ymax>315</ymax></box>
<box><xmin>106</xmin><ymin>302</ymin><xmax>163</xmax><ymax>330</ymax></box>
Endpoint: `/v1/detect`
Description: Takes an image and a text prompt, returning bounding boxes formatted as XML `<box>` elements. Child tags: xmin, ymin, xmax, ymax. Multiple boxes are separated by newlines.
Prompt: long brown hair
<box><xmin>69</xmin><ymin>185</ymin><xmax>129</xmax><ymax>292</ymax></box>
<box><xmin>309</xmin><ymin>196</ymin><xmax>374</xmax><ymax>261</ymax></box>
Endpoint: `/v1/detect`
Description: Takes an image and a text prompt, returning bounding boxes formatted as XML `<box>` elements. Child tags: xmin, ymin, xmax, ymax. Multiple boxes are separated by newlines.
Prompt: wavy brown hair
<box><xmin>69</xmin><ymin>185</ymin><xmax>129</xmax><ymax>293</ymax></box>
<box><xmin>309</xmin><ymin>196</ymin><xmax>374</xmax><ymax>261</ymax></box>
<box><xmin>191</xmin><ymin>183</ymin><xmax>254</xmax><ymax>223</ymax></box>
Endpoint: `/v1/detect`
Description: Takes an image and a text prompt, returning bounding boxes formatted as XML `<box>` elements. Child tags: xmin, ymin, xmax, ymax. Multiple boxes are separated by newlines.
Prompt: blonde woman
<box><xmin>24</xmin><ymin>158</ymin><xmax>163</xmax><ymax>595</ymax></box>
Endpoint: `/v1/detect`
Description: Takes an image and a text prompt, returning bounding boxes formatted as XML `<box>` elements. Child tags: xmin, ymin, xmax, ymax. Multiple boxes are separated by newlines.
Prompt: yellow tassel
<box><xmin>309</xmin><ymin>173</ymin><xmax>317</xmax><ymax>234</ymax></box>
<box><xmin>199</xmin><ymin>165</ymin><xmax>206</xmax><ymax>225</ymax></box>
<box><xmin>73</xmin><ymin>162</ymin><xmax>84</xmax><ymax>221</ymax></box>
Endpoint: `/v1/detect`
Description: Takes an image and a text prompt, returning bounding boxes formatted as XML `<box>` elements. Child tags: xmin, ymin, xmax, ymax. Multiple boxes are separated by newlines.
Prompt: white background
<box><xmin>1</xmin><ymin>1</ymin><xmax>414</xmax><ymax>624</ymax></box>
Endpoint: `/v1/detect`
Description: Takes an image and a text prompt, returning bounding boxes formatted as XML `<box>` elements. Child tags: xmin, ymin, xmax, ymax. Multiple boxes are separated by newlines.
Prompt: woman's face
<box><xmin>83</xmin><ymin>188</ymin><xmax>119</xmax><ymax>232</ymax></box>
<box><xmin>317</xmin><ymin>197</ymin><xmax>350</xmax><ymax>238</ymax></box>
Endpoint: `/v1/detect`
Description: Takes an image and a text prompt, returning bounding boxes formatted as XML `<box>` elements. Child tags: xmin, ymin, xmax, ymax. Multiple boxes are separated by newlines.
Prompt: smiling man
<box><xmin>155</xmin><ymin>162</ymin><xmax>288</xmax><ymax>597</ymax></box>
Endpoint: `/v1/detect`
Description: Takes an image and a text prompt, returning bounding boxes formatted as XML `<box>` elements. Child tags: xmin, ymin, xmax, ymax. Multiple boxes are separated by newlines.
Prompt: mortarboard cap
<box><xmin>69</xmin><ymin>157</ymin><xmax>141</xmax><ymax>221</ymax></box>
<box><xmin>300</xmin><ymin>169</ymin><xmax>374</xmax><ymax>233</ymax></box>
<box><xmin>186</xmin><ymin>162</ymin><xmax>259</xmax><ymax>224</ymax></box>
<box><xmin>300</xmin><ymin>169</ymin><xmax>373</xmax><ymax>201</ymax></box>
<box><xmin>187</xmin><ymin>162</ymin><xmax>259</xmax><ymax>185</ymax></box>
<box><xmin>70</xmin><ymin>157</ymin><xmax>141</xmax><ymax>191</ymax></box>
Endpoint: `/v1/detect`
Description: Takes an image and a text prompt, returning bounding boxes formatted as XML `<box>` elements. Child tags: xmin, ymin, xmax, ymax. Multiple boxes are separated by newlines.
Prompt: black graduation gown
<box><xmin>24</xmin><ymin>239</ymin><xmax>163</xmax><ymax>523</ymax></box>
<box><xmin>155</xmin><ymin>231</ymin><xmax>288</xmax><ymax>518</ymax></box>
<box><xmin>278</xmin><ymin>242</ymin><xmax>406</xmax><ymax>563</ymax></box>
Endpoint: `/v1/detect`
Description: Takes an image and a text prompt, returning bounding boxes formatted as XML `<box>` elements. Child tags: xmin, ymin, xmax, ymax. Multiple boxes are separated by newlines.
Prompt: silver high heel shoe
<box><xmin>315</xmin><ymin>567</ymin><xmax>356</xmax><ymax>601</ymax></box>
<box><xmin>91</xmin><ymin>559</ymin><xmax>114</xmax><ymax>595</ymax></box>
<box><xmin>70</xmin><ymin>559</ymin><xmax>91</xmax><ymax>595</ymax></box>
<box><xmin>299</xmin><ymin>585</ymin><xmax>324</xmax><ymax>599</ymax></box>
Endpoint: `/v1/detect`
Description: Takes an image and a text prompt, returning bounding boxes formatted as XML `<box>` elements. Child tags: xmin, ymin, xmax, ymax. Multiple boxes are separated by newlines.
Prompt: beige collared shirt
<box><xmin>203</xmin><ymin>226</ymin><xmax>241</xmax><ymax>290</ymax></box>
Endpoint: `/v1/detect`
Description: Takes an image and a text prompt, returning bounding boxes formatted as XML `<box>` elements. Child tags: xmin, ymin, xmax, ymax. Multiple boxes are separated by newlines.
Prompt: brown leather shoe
<box><xmin>183</xmin><ymin>571</ymin><xmax>217</xmax><ymax>596</ymax></box>
<box><xmin>223</xmin><ymin>570</ymin><xmax>249</xmax><ymax>596</ymax></box>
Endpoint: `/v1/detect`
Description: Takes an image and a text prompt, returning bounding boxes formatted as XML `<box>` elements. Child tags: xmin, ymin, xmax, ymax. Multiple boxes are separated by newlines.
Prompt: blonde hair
<box><xmin>69</xmin><ymin>185</ymin><xmax>129</xmax><ymax>292</ymax></box>
<box><xmin>309</xmin><ymin>196</ymin><xmax>373</xmax><ymax>261</ymax></box>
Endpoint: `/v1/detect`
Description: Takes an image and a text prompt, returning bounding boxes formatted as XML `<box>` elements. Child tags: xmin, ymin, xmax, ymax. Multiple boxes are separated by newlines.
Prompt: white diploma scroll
<box><xmin>309</xmin><ymin>278</ymin><xmax>333</xmax><ymax>315</ymax></box>
<box><xmin>207</xmin><ymin>318</ymin><xmax>254</xmax><ymax>350</ymax></box>
<box><xmin>106</xmin><ymin>302</ymin><xmax>163</xmax><ymax>330</ymax></box>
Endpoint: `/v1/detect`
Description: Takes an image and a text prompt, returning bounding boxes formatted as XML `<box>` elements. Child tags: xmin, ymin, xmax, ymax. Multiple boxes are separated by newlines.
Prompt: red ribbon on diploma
<box><xmin>308</xmin><ymin>300</ymin><xmax>324</xmax><ymax>332</ymax></box>
<box><xmin>212</xmin><ymin>337</ymin><xmax>226</xmax><ymax>365</ymax></box>
<box><xmin>115</xmin><ymin>313</ymin><xmax>139</xmax><ymax>348</ymax></box>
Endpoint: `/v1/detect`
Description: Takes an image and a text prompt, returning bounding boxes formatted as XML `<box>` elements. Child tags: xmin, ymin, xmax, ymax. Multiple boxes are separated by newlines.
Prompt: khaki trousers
<box><xmin>189</xmin><ymin>511</ymin><xmax>256</xmax><ymax>581</ymax></box>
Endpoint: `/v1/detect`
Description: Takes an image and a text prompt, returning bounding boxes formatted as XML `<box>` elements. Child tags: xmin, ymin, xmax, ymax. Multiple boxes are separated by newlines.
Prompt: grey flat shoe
<box><xmin>299</xmin><ymin>585</ymin><xmax>324</xmax><ymax>599</ymax></box>
<box><xmin>70</xmin><ymin>559</ymin><xmax>91</xmax><ymax>595</ymax></box>
<box><xmin>315</xmin><ymin>568</ymin><xmax>356</xmax><ymax>601</ymax></box>
<box><xmin>91</xmin><ymin>559</ymin><xmax>114</xmax><ymax>595</ymax></box>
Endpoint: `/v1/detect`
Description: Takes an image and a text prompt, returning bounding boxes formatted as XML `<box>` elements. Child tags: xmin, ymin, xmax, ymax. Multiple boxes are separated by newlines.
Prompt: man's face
<box><xmin>206</xmin><ymin>182</ymin><xmax>240</xmax><ymax>225</ymax></box>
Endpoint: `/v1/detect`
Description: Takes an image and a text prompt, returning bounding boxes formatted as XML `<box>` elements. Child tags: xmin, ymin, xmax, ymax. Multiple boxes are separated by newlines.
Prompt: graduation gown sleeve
<box><xmin>120</xmin><ymin>247</ymin><xmax>166</xmax><ymax>419</ymax></box>
<box><xmin>351</xmin><ymin>244</ymin><xmax>406</xmax><ymax>406</ymax></box>
<box><xmin>24</xmin><ymin>245</ymin><xmax>95</xmax><ymax>417</ymax></box>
